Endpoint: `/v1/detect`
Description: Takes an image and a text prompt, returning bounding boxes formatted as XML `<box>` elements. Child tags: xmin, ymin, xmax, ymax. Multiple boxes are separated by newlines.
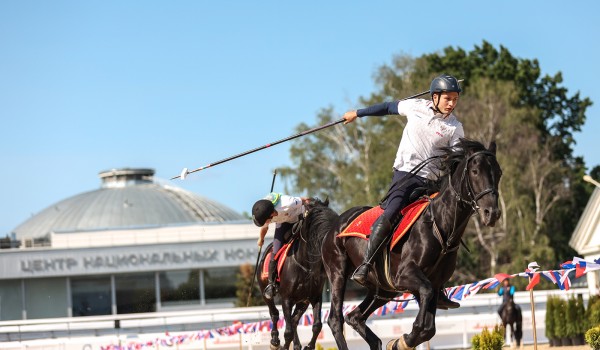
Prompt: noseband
<box><xmin>450</xmin><ymin>150</ymin><xmax>499</xmax><ymax>211</ymax></box>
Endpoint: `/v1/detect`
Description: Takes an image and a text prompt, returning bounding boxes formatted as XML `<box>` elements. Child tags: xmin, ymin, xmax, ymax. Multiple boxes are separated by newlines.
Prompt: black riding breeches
<box><xmin>380</xmin><ymin>170</ymin><xmax>426</xmax><ymax>227</ymax></box>
<box><xmin>272</xmin><ymin>222</ymin><xmax>294</xmax><ymax>259</ymax></box>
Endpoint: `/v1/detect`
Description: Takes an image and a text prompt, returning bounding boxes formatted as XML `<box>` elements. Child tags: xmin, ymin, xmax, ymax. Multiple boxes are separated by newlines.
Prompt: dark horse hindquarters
<box><xmin>322</xmin><ymin>139</ymin><xmax>502</xmax><ymax>350</ymax></box>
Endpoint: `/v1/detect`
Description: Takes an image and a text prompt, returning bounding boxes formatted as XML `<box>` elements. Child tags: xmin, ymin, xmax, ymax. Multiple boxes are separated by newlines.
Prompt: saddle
<box><xmin>337</xmin><ymin>193</ymin><xmax>438</xmax><ymax>291</ymax></box>
<box><xmin>260</xmin><ymin>218</ymin><xmax>304</xmax><ymax>281</ymax></box>
<box><xmin>338</xmin><ymin>193</ymin><xmax>438</xmax><ymax>249</ymax></box>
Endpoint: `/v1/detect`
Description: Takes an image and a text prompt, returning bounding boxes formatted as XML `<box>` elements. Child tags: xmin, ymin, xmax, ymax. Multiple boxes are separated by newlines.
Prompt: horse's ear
<box><xmin>488</xmin><ymin>141</ymin><xmax>497</xmax><ymax>155</ymax></box>
<box><xmin>324</xmin><ymin>196</ymin><xmax>329</xmax><ymax>207</ymax></box>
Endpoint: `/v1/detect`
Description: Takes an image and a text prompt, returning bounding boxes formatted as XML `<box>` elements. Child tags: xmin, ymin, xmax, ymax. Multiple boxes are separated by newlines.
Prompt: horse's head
<box><xmin>301</xmin><ymin>196</ymin><xmax>337</xmax><ymax>246</ymax></box>
<box><xmin>305</xmin><ymin>196</ymin><xmax>329</xmax><ymax>210</ymax></box>
<box><xmin>440</xmin><ymin>139</ymin><xmax>502</xmax><ymax>227</ymax></box>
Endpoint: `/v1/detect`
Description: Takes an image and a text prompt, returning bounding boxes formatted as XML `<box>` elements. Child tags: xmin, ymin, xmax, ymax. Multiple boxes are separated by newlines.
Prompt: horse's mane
<box><xmin>302</xmin><ymin>197</ymin><xmax>339</xmax><ymax>257</ymax></box>
<box><xmin>430</xmin><ymin>138</ymin><xmax>489</xmax><ymax>191</ymax></box>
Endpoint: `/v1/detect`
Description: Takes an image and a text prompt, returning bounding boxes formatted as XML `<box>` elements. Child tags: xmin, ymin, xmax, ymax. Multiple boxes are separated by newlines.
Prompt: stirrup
<box><xmin>351</xmin><ymin>262</ymin><xmax>371</xmax><ymax>286</ymax></box>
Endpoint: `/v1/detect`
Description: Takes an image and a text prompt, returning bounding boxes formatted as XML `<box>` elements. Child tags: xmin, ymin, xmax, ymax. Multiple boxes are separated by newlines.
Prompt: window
<box><xmin>203</xmin><ymin>267</ymin><xmax>237</xmax><ymax>305</ymax></box>
<box><xmin>71</xmin><ymin>276</ymin><xmax>112</xmax><ymax>317</ymax></box>
<box><xmin>25</xmin><ymin>278</ymin><xmax>68</xmax><ymax>319</ymax></box>
<box><xmin>0</xmin><ymin>279</ymin><xmax>23</xmax><ymax>320</ymax></box>
<box><xmin>115</xmin><ymin>273</ymin><xmax>155</xmax><ymax>314</ymax></box>
<box><xmin>160</xmin><ymin>270</ymin><xmax>200</xmax><ymax>307</ymax></box>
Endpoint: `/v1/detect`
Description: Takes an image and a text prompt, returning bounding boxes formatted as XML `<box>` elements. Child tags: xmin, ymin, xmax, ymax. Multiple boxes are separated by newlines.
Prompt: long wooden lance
<box><xmin>170</xmin><ymin>84</ymin><xmax>457</xmax><ymax>180</ymax></box>
<box><xmin>246</xmin><ymin>169</ymin><xmax>277</xmax><ymax>307</ymax></box>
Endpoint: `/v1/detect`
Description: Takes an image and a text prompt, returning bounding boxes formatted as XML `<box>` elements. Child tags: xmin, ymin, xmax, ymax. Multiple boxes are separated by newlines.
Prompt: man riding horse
<box><xmin>342</xmin><ymin>74</ymin><xmax>464</xmax><ymax>309</ymax></box>
<box><xmin>497</xmin><ymin>278</ymin><xmax>515</xmax><ymax>316</ymax></box>
<box><xmin>252</xmin><ymin>192</ymin><xmax>310</xmax><ymax>300</ymax></box>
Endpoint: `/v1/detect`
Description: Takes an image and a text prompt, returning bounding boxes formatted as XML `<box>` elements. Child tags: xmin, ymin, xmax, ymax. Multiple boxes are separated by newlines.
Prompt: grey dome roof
<box><xmin>12</xmin><ymin>168</ymin><xmax>246</xmax><ymax>240</ymax></box>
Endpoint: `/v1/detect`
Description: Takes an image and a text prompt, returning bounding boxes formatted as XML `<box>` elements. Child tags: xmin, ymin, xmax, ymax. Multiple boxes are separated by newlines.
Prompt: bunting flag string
<box><xmin>100</xmin><ymin>256</ymin><xmax>600</xmax><ymax>350</ymax></box>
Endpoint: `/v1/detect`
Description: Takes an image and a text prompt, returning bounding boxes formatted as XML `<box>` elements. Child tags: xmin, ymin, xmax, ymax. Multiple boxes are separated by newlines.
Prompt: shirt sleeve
<box><xmin>450</xmin><ymin>122</ymin><xmax>465</xmax><ymax>146</ymax></box>
<box><xmin>356</xmin><ymin>101</ymin><xmax>399</xmax><ymax>117</ymax></box>
<box><xmin>279</xmin><ymin>195</ymin><xmax>302</xmax><ymax>212</ymax></box>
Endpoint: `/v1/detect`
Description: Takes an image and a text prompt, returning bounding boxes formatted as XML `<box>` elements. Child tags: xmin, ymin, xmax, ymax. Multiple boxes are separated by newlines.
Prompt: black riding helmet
<box><xmin>429</xmin><ymin>74</ymin><xmax>462</xmax><ymax>95</ymax></box>
<box><xmin>429</xmin><ymin>74</ymin><xmax>462</xmax><ymax>114</ymax></box>
<box><xmin>252</xmin><ymin>199</ymin><xmax>275</xmax><ymax>226</ymax></box>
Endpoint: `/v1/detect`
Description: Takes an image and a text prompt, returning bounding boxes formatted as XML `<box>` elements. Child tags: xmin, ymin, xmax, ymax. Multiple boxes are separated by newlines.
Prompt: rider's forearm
<box><xmin>357</xmin><ymin>101</ymin><xmax>399</xmax><ymax>117</ymax></box>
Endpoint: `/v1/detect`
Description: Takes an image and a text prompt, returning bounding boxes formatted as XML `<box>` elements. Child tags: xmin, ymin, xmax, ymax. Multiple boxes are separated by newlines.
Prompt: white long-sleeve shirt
<box><xmin>263</xmin><ymin>192</ymin><xmax>304</xmax><ymax>228</ymax></box>
<box><xmin>393</xmin><ymin>99</ymin><xmax>464</xmax><ymax>178</ymax></box>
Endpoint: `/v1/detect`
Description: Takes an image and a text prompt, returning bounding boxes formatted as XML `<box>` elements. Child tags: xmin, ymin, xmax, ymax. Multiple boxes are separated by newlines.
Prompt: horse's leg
<box><xmin>325</xmin><ymin>271</ymin><xmax>350</xmax><ymax>350</ymax></box>
<box><xmin>281</xmin><ymin>298</ymin><xmax>297</xmax><ymax>350</ymax></box>
<box><xmin>515</xmin><ymin>305</ymin><xmax>523</xmax><ymax>347</ymax></box>
<box><xmin>509</xmin><ymin>323</ymin><xmax>515</xmax><ymax>348</ymax></box>
<box><xmin>289</xmin><ymin>301</ymin><xmax>310</xmax><ymax>350</ymax></box>
<box><xmin>264</xmin><ymin>297</ymin><xmax>282</xmax><ymax>350</ymax></box>
<box><xmin>303</xmin><ymin>296</ymin><xmax>323</xmax><ymax>350</ymax></box>
<box><xmin>345</xmin><ymin>290</ymin><xmax>393</xmax><ymax>350</ymax></box>
<box><xmin>322</xmin><ymin>238</ymin><xmax>350</xmax><ymax>350</ymax></box>
<box><xmin>388</xmin><ymin>264</ymin><xmax>436</xmax><ymax>350</ymax></box>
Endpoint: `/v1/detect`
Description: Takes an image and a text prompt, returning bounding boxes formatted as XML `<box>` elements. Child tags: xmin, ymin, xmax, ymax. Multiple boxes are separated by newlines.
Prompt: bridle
<box><xmin>449</xmin><ymin>150</ymin><xmax>499</xmax><ymax>211</ymax></box>
<box><xmin>429</xmin><ymin>149</ymin><xmax>499</xmax><ymax>261</ymax></box>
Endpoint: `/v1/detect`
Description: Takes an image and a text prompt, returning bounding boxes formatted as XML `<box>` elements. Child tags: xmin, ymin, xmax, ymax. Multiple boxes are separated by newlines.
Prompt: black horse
<box><xmin>500</xmin><ymin>299</ymin><xmax>523</xmax><ymax>347</ymax></box>
<box><xmin>257</xmin><ymin>198</ymin><xmax>339</xmax><ymax>350</ymax></box>
<box><xmin>322</xmin><ymin>139</ymin><xmax>502</xmax><ymax>350</ymax></box>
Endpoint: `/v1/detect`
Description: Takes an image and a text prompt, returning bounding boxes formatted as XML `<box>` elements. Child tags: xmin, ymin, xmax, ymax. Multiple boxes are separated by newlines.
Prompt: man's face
<box><xmin>433</xmin><ymin>91</ymin><xmax>459</xmax><ymax>115</ymax></box>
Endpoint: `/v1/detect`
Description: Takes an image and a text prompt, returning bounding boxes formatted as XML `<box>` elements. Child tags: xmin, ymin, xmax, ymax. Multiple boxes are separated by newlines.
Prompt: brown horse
<box><xmin>257</xmin><ymin>198</ymin><xmax>339</xmax><ymax>350</ymax></box>
<box><xmin>322</xmin><ymin>139</ymin><xmax>502</xmax><ymax>350</ymax></box>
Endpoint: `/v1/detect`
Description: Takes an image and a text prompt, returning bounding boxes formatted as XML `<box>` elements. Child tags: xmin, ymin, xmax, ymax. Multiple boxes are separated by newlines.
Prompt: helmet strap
<box><xmin>432</xmin><ymin>93</ymin><xmax>442</xmax><ymax>114</ymax></box>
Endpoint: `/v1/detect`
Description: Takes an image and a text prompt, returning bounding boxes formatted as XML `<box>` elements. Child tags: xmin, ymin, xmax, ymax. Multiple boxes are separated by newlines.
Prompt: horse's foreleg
<box><xmin>389</xmin><ymin>265</ymin><xmax>436</xmax><ymax>349</ymax></box>
<box><xmin>290</xmin><ymin>301</ymin><xmax>309</xmax><ymax>350</ymax></box>
<box><xmin>303</xmin><ymin>297</ymin><xmax>323</xmax><ymax>350</ymax></box>
<box><xmin>345</xmin><ymin>290</ymin><xmax>391</xmax><ymax>350</ymax></box>
<box><xmin>265</xmin><ymin>298</ymin><xmax>281</xmax><ymax>350</ymax></box>
<box><xmin>322</xmin><ymin>243</ymin><xmax>350</xmax><ymax>350</ymax></box>
<box><xmin>281</xmin><ymin>298</ymin><xmax>296</xmax><ymax>350</ymax></box>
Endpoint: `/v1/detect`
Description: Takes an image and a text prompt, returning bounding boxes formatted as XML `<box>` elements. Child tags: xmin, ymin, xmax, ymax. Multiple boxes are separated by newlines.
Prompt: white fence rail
<box><xmin>0</xmin><ymin>288</ymin><xmax>589</xmax><ymax>350</ymax></box>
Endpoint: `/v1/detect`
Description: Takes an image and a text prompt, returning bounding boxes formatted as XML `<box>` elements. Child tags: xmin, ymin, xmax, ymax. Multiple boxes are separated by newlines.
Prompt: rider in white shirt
<box><xmin>342</xmin><ymin>74</ymin><xmax>464</xmax><ymax>309</ymax></box>
<box><xmin>252</xmin><ymin>192</ymin><xmax>308</xmax><ymax>300</ymax></box>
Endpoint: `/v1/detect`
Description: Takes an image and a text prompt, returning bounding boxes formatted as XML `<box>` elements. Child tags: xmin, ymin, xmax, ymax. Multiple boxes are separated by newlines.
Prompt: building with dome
<box><xmin>0</xmin><ymin>168</ymin><xmax>259</xmax><ymax>321</ymax></box>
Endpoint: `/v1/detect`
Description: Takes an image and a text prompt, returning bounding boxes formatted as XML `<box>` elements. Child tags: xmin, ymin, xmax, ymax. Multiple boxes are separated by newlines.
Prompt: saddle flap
<box><xmin>261</xmin><ymin>240</ymin><xmax>295</xmax><ymax>281</ymax></box>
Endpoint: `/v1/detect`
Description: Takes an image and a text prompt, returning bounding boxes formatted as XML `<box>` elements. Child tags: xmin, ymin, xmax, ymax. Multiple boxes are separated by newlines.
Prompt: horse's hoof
<box><xmin>386</xmin><ymin>339</ymin><xmax>398</xmax><ymax>350</ymax></box>
<box><xmin>386</xmin><ymin>336</ymin><xmax>415</xmax><ymax>350</ymax></box>
<box><xmin>270</xmin><ymin>341</ymin><xmax>281</xmax><ymax>350</ymax></box>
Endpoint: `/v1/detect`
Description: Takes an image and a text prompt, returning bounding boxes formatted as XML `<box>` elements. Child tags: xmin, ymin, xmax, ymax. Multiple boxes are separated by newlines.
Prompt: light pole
<box><xmin>583</xmin><ymin>174</ymin><xmax>600</xmax><ymax>188</ymax></box>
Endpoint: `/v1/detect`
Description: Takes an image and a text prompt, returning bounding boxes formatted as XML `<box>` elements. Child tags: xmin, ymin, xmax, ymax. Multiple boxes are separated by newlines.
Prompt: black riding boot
<box><xmin>264</xmin><ymin>259</ymin><xmax>279</xmax><ymax>300</ymax></box>
<box><xmin>437</xmin><ymin>288</ymin><xmax>460</xmax><ymax>309</ymax></box>
<box><xmin>351</xmin><ymin>215</ymin><xmax>392</xmax><ymax>286</ymax></box>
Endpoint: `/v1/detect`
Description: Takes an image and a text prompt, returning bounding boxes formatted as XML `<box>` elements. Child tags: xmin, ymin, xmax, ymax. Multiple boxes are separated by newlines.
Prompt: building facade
<box><xmin>0</xmin><ymin>168</ymin><xmax>259</xmax><ymax>321</ymax></box>
<box><xmin>569</xmin><ymin>186</ymin><xmax>600</xmax><ymax>295</ymax></box>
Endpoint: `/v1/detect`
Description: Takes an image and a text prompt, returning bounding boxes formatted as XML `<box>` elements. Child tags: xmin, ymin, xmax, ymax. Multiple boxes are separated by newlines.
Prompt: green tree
<box><xmin>235</xmin><ymin>263</ymin><xmax>264</xmax><ymax>307</ymax></box>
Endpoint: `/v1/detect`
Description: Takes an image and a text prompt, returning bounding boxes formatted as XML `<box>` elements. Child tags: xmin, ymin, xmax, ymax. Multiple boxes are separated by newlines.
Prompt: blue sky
<box><xmin>1</xmin><ymin>1</ymin><xmax>599</xmax><ymax>235</ymax></box>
